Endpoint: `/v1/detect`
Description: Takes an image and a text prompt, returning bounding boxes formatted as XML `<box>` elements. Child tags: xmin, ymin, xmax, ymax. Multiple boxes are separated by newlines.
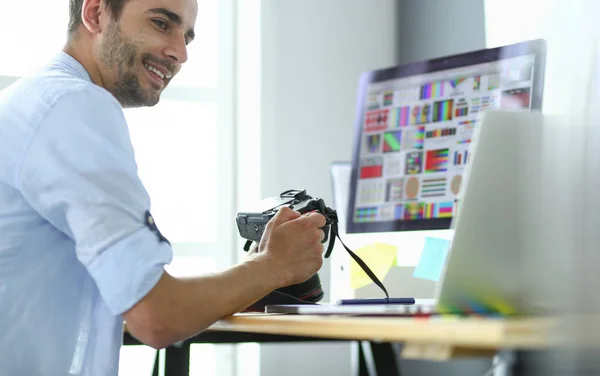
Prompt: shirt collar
<box><xmin>52</xmin><ymin>51</ymin><xmax>93</xmax><ymax>83</ymax></box>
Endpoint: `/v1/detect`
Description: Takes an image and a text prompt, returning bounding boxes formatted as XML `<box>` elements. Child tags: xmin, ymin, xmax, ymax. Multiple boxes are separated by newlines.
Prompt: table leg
<box><xmin>152</xmin><ymin>353</ymin><xmax>159</xmax><ymax>376</ymax></box>
<box><xmin>358</xmin><ymin>341</ymin><xmax>402</xmax><ymax>376</ymax></box>
<box><xmin>164</xmin><ymin>342</ymin><xmax>191</xmax><ymax>376</ymax></box>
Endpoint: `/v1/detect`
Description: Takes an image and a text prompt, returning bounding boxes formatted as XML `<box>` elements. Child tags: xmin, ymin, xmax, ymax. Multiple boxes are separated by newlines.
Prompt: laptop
<box><xmin>266</xmin><ymin>110</ymin><xmax>554</xmax><ymax>316</ymax></box>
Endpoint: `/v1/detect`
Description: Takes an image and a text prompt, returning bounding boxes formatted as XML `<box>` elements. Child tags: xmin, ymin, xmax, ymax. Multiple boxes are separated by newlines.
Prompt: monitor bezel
<box><xmin>346</xmin><ymin>39</ymin><xmax>547</xmax><ymax>234</ymax></box>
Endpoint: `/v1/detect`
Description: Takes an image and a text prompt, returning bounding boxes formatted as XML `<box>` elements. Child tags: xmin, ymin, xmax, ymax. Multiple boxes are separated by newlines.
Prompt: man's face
<box><xmin>95</xmin><ymin>0</ymin><xmax>198</xmax><ymax>107</ymax></box>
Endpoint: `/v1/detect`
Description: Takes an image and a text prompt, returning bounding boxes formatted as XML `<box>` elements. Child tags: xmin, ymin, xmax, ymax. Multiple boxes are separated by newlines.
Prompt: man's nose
<box><xmin>165</xmin><ymin>35</ymin><xmax>189</xmax><ymax>65</ymax></box>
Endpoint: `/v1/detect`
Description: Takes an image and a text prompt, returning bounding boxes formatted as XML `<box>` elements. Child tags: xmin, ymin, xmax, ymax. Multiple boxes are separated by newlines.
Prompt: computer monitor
<box><xmin>346</xmin><ymin>39</ymin><xmax>547</xmax><ymax>234</ymax></box>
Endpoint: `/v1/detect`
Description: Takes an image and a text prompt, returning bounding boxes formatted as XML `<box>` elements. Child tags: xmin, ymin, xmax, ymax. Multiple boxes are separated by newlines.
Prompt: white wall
<box><xmin>258</xmin><ymin>1</ymin><xmax>399</xmax><ymax>375</ymax></box>
<box><xmin>260</xmin><ymin>1</ymin><xmax>400</xmax><ymax>200</ymax></box>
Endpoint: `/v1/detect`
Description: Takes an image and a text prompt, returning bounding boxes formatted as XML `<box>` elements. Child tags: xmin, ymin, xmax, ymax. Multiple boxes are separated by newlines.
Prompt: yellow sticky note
<box><xmin>350</xmin><ymin>243</ymin><xmax>397</xmax><ymax>289</ymax></box>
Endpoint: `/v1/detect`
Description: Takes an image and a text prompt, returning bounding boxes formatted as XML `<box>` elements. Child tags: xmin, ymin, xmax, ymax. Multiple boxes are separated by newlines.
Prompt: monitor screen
<box><xmin>346</xmin><ymin>39</ymin><xmax>547</xmax><ymax>234</ymax></box>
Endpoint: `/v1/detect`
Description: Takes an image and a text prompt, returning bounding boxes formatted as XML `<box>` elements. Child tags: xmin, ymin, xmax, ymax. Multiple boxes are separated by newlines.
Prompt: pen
<box><xmin>336</xmin><ymin>298</ymin><xmax>415</xmax><ymax>305</ymax></box>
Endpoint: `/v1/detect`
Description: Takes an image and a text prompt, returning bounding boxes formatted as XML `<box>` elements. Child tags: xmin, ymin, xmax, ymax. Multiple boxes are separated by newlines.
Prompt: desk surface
<box><xmin>210</xmin><ymin>313</ymin><xmax>555</xmax><ymax>350</ymax></box>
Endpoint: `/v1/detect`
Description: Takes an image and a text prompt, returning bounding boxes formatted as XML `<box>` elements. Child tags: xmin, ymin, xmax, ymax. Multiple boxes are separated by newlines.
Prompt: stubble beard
<box><xmin>100</xmin><ymin>21</ymin><xmax>160</xmax><ymax>108</ymax></box>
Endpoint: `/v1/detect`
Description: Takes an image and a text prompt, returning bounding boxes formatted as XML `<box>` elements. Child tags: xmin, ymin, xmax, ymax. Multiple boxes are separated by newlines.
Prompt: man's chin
<box><xmin>146</xmin><ymin>82</ymin><xmax>166</xmax><ymax>105</ymax></box>
<box><xmin>120</xmin><ymin>96</ymin><xmax>160</xmax><ymax>109</ymax></box>
<box><xmin>111</xmin><ymin>76</ymin><xmax>162</xmax><ymax>108</ymax></box>
<box><xmin>131</xmin><ymin>88</ymin><xmax>162</xmax><ymax>107</ymax></box>
<box><xmin>145</xmin><ymin>98</ymin><xmax>160</xmax><ymax>107</ymax></box>
<box><xmin>146</xmin><ymin>91</ymin><xmax>162</xmax><ymax>107</ymax></box>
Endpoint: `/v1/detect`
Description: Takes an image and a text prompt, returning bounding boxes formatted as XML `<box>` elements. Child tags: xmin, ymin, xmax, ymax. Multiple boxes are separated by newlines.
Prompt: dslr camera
<box><xmin>236</xmin><ymin>189</ymin><xmax>338</xmax><ymax>303</ymax></box>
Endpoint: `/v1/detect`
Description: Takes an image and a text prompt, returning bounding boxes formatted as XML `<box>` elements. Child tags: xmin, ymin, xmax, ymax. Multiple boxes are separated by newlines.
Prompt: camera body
<box><xmin>235</xmin><ymin>189</ymin><xmax>338</xmax><ymax>303</ymax></box>
<box><xmin>236</xmin><ymin>189</ymin><xmax>336</xmax><ymax>244</ymax></box>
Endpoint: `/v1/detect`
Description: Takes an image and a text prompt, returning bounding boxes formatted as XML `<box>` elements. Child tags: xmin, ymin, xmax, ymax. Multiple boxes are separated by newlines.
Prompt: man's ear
<box><xmin>81</xmin><ymin>0</ymin><xmax>105</xmax><ymax>34</ymax></box>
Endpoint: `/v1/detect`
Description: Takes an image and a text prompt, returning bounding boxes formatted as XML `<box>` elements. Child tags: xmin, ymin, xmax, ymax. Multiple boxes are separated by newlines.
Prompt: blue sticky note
<box><xmin>413</xmin><ymin>237</ymin><xmax>451</xmax><ymax>281</ymax></box>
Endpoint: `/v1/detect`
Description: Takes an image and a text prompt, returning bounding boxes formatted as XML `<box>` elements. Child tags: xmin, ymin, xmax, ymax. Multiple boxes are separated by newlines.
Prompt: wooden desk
<box><xmin>211</xmin><ymin>313</ymin><xmax>555</xmax><ymax>360</ymax></box>
<box><xmin>127</xmin><ymin>314</ymin><xmax>557</xmax><ymax>376</ymax></box>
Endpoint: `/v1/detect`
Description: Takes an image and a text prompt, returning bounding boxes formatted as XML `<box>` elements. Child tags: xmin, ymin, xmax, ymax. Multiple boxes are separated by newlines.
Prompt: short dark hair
<box><xmin>68</xmin><ymin>0</ymin><xmax>129</xmax><ymax>36</ymax></box>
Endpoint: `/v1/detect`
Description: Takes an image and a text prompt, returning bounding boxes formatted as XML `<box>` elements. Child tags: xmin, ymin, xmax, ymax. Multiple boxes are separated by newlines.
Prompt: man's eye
<box><xmin>153</xmin><ymin>19</ymin><xmax>168</xmax><ymax>30</ymax></box>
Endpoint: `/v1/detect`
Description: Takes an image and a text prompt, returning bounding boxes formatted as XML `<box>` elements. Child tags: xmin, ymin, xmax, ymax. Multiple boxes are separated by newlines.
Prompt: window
<box><xmin>125</xmin><ymin>100</ymin><xmax>220</xmax><ymax>244</ymax></box>
<box><xmin>483</xmin><ymin>0</ymin><xmax>548</xmax><ymax>48</ymax></box>
<box><xmin>0</xmin><ymin>2</ymin><xmax>70</xmax><ymax>77</ymax></box>
<box><xmin>0</xmin><ymin>0</ymin><xmax>238</xmax><ymax>375</ymax></box>
<box><xmin>484</xmin><ymin>0</ymin><xmax>599</xmax><ymax>115</ymax></box>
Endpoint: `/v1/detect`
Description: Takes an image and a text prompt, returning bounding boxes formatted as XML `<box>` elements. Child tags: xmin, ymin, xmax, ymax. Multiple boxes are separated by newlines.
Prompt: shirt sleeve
<box><xmin>17</xmin><ymin>87</ymin><xmax>173</xmax><ymax>316</ymax></box>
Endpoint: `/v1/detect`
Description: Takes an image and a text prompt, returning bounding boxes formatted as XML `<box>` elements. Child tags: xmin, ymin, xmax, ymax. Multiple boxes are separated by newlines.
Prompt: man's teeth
<box><xmin>144</xmin><ymin>63</ymin><xmax>169</xmax><ymax>80</ymax></box>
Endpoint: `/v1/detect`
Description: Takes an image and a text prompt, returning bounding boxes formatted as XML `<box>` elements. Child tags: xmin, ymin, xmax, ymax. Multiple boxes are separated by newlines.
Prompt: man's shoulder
<box><xmin>1</xmin><ymin>66</ymin><xmax>121</xmax><ymax>122</ymax></box>
<box><xmin>28</xmin><ymin>72</ymin><xmax>131</xmax><ymax>147</ymax></box>
<box><xmin>31</xmin><ymin>70</ymin><xmax>121</xmax><ymax>113</ymax></box>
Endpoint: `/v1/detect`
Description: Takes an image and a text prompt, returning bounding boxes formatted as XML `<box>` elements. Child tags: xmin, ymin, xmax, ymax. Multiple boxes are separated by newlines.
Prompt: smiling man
<box><xmin>67</xmin><ymin>0</ymin><xmax>195</xmax><ymax>107</ymax></box>
<box><xmin>0</xmin><ymin>0</ymin><xmax>327</xmax><ymax>375</ymax></box>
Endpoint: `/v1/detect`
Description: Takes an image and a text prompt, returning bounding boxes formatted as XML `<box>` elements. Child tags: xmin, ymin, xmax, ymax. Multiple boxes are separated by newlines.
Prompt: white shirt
<box><xmin>0</xmin><ymin>52</ymin><xmax>172</xmax><ymax>375</ymax></box>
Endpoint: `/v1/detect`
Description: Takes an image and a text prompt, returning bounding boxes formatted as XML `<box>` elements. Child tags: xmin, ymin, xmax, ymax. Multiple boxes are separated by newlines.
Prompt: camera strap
<box><xmin>327</xmin><ymin>222</ymin><xmax>390</xmax><ymax>299</ymax></box>
<box><xmin>242</xmin><ymin>203</ymin><xmax>391</xmax><ymax>300</ymax></box>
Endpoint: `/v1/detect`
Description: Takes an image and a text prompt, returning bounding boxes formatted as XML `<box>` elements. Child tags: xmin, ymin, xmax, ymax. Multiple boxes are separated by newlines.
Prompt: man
<box><xmin>0</xmin><ymin>0</ymin><xmax>326</xmax><ymax>374</ymax></box>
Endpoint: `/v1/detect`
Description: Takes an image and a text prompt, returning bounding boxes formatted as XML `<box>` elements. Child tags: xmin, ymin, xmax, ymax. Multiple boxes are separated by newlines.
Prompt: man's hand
<box><xmin>255</xmin><ymin>206</ymin><xmax>327</xmax><ymax>288</ymax></box>
<box><xmin>123</xmin><ymin>206</ymin><xmax>327</xmax><ymax>350</ymax></box>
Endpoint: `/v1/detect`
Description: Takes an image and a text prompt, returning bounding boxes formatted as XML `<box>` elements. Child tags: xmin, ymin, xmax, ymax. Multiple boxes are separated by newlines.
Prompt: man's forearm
<box><xmin>124</xmin><ymin>254</ymin><xmax>282</xmax><ymax>348</ymax></box>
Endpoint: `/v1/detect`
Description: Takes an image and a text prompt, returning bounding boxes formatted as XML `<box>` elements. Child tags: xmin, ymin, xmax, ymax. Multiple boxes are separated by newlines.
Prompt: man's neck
<box><xmin>62</xmin><ymin>38</ymin><xmax>106</xmax><ymax>90</ymax></box>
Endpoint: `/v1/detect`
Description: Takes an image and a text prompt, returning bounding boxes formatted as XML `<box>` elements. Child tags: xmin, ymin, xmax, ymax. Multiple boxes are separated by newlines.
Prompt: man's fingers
<box><xmin>318</xmin><ymin>228</ymin><xmax>326</xmax><ymax>243</ymax></box>
<box><xmin>298</xmin><ymin>211</ymin><xmax>327</xmax><ymax>228</ymax></box>
<box><xmin>269</xmin><ymin>206</ymin><xmax>301</xmax><ymax>226</ymax></box>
